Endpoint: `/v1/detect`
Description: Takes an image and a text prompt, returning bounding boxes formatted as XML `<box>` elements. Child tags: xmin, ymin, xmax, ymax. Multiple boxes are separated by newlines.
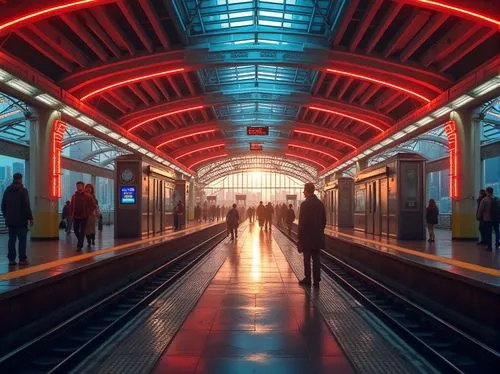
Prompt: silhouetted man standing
<box><xmin>1</xmin><ymin>173</ymin><xmax>33</xmax><ymax>266</ymax></box>
<box><xmin>226</xmin><ymin>203</ymin><xmax>240</xmax><ymax>240</ymax></box>
<box><xmin>298</xmin><ymin>183</ymin><xmax>326</xmax><ymax>289</ymax></box>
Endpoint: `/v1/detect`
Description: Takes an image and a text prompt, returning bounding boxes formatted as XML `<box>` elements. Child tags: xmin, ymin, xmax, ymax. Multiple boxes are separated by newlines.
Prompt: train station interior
<box><xmin>0</xmin><ymin>1</ymin><xmax>499</xmax><ymax>373</ymax></box>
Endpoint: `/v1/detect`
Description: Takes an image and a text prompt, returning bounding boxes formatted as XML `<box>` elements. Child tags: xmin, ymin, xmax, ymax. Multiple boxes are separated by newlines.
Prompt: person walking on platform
<box><xmin>477</xmin><ymin>189</ymin><xmax>487</xmax><ymax>245</ymax></box>
<box><xmin>62</xmin><ymin>200</ymin><xmax>72</xmax><ymax>235</ymax></box>
<box><xmin>286</xmin><ymin>204</ymin><xmax>296</xmax><ymax>236</ymax></box>
<box><xmin>174</xmin><ymin>200</ymin><xmax>184</xmax><ymax>230</ymax></box>
<box><xmin>264</xmin><ymin>202</ymin><xmax>274</xmax><ymax>231</ymax></box>
<box><xmin>1</xmin><ymin>173</ymin><xmax>33</xmax><ymax>266</ymax></box>
<box><xmin>477</xmin><ymin>188</ymin><xmax>493</xmax><ymax>251</ymax></box>
<box><xmin>257</xmin><ymin>201</ymin><xmax>266</xmax><ymax>229</ymax></box>
<box><xmin>71</xmin><ymin>181</ymin><xmax>95</xmax><ymax>252</ymax></box>
<box><xmin>194</xmin><ymin>204</ymin><xmax>201</xmax><ymax>223</ymax></box>
<box><xmin>247</xmin><ymin>206</ymin><xmax>253</xmax><ymax>223</ymax></box>
<box><xmin>487</xmin><ymin>187</ymin><xmax>499</xmax><ymax>250</ymax></box>
<box><xmin>425</xmin><ymin>199</ymin><xmax>439</xmax><ymax>243</ymax></box>
<box><xmin>226</xmin><ymin>203</ymin><xmax>240</xmax><ymax>240</ymax></box>
<box><xmin>281</xmin><ymin>203</ymin><xmax>288</xmax><ymax>227</ymax></box>
<box><xmin>84</xmin><ymin>184</ymin><xmax>99</xmax><ymax>247</ymax></box>
<box><xmin>298</xmin><ymin>183</ymin><xmax>326</xmax><ymax>289</ymax></box>
<box><xmin>202</xmin><ymin>201</ymin><xmax>208</xmax><ymax>222</ymax></box>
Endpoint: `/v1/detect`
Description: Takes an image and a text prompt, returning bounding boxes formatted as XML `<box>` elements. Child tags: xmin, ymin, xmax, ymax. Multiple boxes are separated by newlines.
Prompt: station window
<box><xmin>426</xmin><ymin>169</ymin><xmax>451</xmax><ymax>214</ymax></box>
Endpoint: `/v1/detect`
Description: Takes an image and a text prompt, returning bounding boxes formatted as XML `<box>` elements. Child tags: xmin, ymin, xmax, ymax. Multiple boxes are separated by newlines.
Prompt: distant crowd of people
<box><xmin>194</xmin><ymin>202</ymin><xmax>228</xmax><ymax>223</ymax></box>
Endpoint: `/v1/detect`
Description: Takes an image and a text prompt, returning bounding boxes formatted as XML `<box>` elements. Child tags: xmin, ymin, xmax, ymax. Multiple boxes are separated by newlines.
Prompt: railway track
<box><xmin>0</xmin><ymin>229</ymin><xmax>228</xmax><ymax>374</ymax></box>
<box><xmin>278</xmin><ymin>225</ymin><xmax>500</xmax><ymax>374</ymax></box>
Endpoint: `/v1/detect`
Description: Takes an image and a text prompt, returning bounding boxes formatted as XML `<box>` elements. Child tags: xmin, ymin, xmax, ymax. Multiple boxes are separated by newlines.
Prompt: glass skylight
<box><xmin>176</xmin><ymin>0</ymin><xmax>341</xmax><ymax>37</ymax></box>
<box><xmin>199</xmin><ymin>64</ymin><xmax>316</xmax><ymax>93</ymax></box>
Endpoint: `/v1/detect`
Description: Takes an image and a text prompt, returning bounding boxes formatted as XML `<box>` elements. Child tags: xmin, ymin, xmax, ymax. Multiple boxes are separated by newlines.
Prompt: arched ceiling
<box><xmin>0</xmin><ymin>0</ymin><xmax>498</xmax><ymax>179</ymax></box>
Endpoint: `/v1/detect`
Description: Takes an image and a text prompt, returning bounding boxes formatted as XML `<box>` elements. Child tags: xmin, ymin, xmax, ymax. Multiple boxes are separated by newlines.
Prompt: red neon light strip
<box><xmin>444</xmin><ymin>120</ymin><xmax>458</xmax><ymax>199</ymax></box>
<box><xmin>0</xmin><ymin>0</ymin><xmax>98</xmax><ymax>32</ymax></box>
<box><xmin>51</xmin><ymin>120</ymin><xmax>67</xmax><ymax>199</ymax></box>
<box><xmin>326</xmin><ymin>69</ymin><xmax>432</xmax><ymax>103</ymax></box>
<box><xmin>81</xmin><ymin>68</ymin><xmax>184</xmax><ymax>101</ymax></box>
<box><xmin>156</xmin><ymin>129</ymin><xmax>216</xmax><ymax>149</ymax></box>
<box><xmin>128</xmin><ymin>105</ymin><xmax>204</xmax><ymax>132</ymax></box>
<box><xmin>309</xmin><ymin>106</ymin><xmax>384</xmax><ymax>132</ymax></box>
<box><xmin>285</xmin><ymin>153</ymin><xmax>326</xmax><ymax>169</ymax></box>
<box><xmin>175</xmin><ymin>143</ymin><xmax>225</xmax><ymax>160</ymax></box>
<box><xmin>417</xmin><ymin>0</ymin><xmax>500</xmax><ymax>29</ymax></box>
<box><xmin>288</xmin><ymin>144</ymin><xmax>339</xmax><ymax>161</ymax></box>
<box><xmin>189</xmin><ymin>154</ymin><xmax>228</xmax><ymax>169</ymax></box>
<box><xmin>294</xmin><ymin>130</ymin><xmax>357</xmax><ymax>150</ymax></box>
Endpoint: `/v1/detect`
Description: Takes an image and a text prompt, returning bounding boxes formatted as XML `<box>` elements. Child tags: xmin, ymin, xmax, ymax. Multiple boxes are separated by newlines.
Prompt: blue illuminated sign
<box><xmin>120</xmin><ymin>186</ymin><xmax>136</xmax><ymax>204</ymax></box>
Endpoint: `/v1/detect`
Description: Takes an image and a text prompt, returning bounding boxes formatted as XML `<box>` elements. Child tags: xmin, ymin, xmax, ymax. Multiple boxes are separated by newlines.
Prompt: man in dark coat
<box><xmin>226</xmin><ymin>203</ymin><xmax>240</xmax><ymax>240</ymax></box>
<box><xmin>1</xmin><ymin>173</ymin><xmax>33</xmax><ymax>266</ymax></box>
<box><xmin>256</xmin><ymin>201</ymin><xmax>266</xmax><ymax>229</ymax></box>
<box><xmin>71</xmin><ymin>181</ymin><xmax>95</xmax><ymax>252</ymax></box>
<box><xmin>286</xmin><ymin>204</ymin><xmax>296</xmax><ymax>236</ymax></box>
<box><xmin>264</xmin><ymin>202</ymin><xmax>274</xmax><ymax>231</ymax></box>
<box><xmin>298</xmin><ymin>183</ymin><xmax>326</xmax><ymax>288</ymax></box>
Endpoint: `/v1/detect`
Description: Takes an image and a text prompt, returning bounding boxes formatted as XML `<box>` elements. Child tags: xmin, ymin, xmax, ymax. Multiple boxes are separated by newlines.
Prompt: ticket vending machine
<box><xmin>115</xmin><ymin>155</ymin><xmax>175</xmax><ymax>238</ymax></box>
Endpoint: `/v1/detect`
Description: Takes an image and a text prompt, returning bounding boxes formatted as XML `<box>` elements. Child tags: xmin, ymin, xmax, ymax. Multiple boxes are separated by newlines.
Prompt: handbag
<box><xmin>59</xmin><ymin>220</ymin><xmax>67</xmax><ymax>229</ymax></box>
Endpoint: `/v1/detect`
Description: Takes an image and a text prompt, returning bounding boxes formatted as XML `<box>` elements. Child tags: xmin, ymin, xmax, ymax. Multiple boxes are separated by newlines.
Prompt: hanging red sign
<box><xmin>247</xmin><ymin>126</ymin><xmax>269</xmax><ymax>136</ymax></box>
<box><xmin>444</xmin><ymin>120</ymin><xmax>458</xmax><ymax>199</ymax></box>
<box><xmin>250</xmin><ymin>143</ymin><xmax>263</xmax><ymax>151</ymax></box>
<box><xmin>51</xmin><ymin>120</ymin><xmax>66</xmax><ymax>199</ymax></box>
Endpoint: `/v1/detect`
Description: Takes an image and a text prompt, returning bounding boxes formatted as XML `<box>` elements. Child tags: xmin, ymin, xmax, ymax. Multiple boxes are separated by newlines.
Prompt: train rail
<box><xmin>278</xmin><ymin>225</ymin><xmax>500</xmax><ymax>374</ymax></box>
<box><xmin>0</xmin><ymin>229</ymin><xmax>228</xmax><ymax>374</ymax></box>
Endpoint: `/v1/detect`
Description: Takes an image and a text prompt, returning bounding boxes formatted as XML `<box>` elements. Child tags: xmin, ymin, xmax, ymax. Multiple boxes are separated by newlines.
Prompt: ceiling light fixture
<box><xmin>189</xmin><ymin>154</ymin><xmax>228</xmax><ymax>169</ymax></box>
<box><xmin>326</xmin><ymin>68</ymin><xmax>432</xmax><ymax>103</ymax></box>
<box><xmin>175</xmin><ymin>143</ymin><xmax>225</xmax><ymax>159</ymax></box>
<box><xmin>156</xmin><ymin>129</ymin><xmax>216</xmax><ymax>149</ymax></box>
<box><xmin>285</xmin><ymin>153</ymin><xmax>327</xmax><ymax>170</ymax></box>
<box><xmin>80</xmin><ymin>68</ymin><xmax>185</xmax><ymax>101</ymax></box>
<box><xmin>128</xmin><ymin>105</ymin><xmax>204</xmax><ymax>132</ymax></box>
<box><xmin>309</xmin><ymin>106</ymin><xmax>384</xmax><ymax>132</ymax></box>
<box><xmin>294</xmin><ymin>129</ymin><xmax>357</xmax><ymax>150</ymax></box>
<box><xmin>288</xmin><ymin>143</ymin><xmax>339</xmax><ymax>161</ymax></box>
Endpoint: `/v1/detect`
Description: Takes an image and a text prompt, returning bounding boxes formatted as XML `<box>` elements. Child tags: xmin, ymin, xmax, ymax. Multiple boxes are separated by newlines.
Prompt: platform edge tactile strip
<box><xmin>272</xmin><ymin>229</ymin><xmax>436</xmax><ymax>374</ymax></box>
<box><xmin>73</xmin><ymin>228</ymin><xmax>244</xmax><ymax>374</ymax></box>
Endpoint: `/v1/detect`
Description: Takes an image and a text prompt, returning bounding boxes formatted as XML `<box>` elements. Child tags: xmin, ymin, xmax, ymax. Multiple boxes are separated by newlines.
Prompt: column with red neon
<box><xmin>51</xmin><ymin>120</ymin><xmax>67</xmax><ymax>199</ymax></box>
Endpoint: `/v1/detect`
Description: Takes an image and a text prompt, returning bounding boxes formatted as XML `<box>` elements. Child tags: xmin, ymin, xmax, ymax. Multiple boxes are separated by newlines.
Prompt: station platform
<box><xmin>78</xmin><ymin>222</ymin><xmax>434</xmax><ymax>374</ymax></box>
<box><xmin>0</xmin><ymin>221</ymin><xmax>221</xmax><ymax>293</ymax></box>
<box><xmin>322</xmin><ymin>226</ymin><xmax>500</xmax><ymax>287</ymax></box>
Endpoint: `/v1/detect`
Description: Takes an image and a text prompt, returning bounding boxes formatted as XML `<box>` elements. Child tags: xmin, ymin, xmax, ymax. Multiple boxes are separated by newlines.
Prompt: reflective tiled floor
<box><xmin>153</xmin><ymin>223</ymin><xmax>354</xmax><ymax>374</ymax></box>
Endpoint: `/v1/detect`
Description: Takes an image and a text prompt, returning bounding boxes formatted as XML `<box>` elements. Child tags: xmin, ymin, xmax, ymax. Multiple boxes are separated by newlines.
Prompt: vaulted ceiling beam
<box><xmin>80</xmin><ymin>11</ymin><xmax>121</xmax><ymax>58</ymax></box>
<box><xmin>400</xmin><ymin>13</ymin><xmax>449</xmax><ymax>62</ymax></box>
<box><xmin>93</xmin><ymin>6</ymin><xmax>136</xmax><ymax>56</ymax></box>
<box><xmin>15</xmin><ymin>29</ymin><xmax>73</xmax><ymax>72</ymax></box>
<box><xmin>117</xmin><ymin>1</ymin><xmax>154</xmax><ymax>53</ymax></box>
<box><xmin>366</xmin><ymin>2</ymin><xmax>403</xmax><ymax>53</ymax></box>
<box><xmin>350</xmin><ymin>0</ymin><xmax>383</xmax><ymax>52</ymax></box>
<box><xmin>138</xmin><ymin>0</ymin><xmax>171</xmax><ymax>50</ymax></box>
<box><xmin>60</xmin><ymin>13</ymin><xmax>109</xmax><ymax>62</ymax></box>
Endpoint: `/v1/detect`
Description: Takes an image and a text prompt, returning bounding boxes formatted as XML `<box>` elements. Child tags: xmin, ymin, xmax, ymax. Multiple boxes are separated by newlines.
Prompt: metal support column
<box><xmin>450</xmin><ymin>109</ymin><xmax>481</xmax><ymax>240</ymax></box>
<box><xmin>29</xmin><ymin>109</ymin><xmax>61</xmax><ymax>240</ymax></box>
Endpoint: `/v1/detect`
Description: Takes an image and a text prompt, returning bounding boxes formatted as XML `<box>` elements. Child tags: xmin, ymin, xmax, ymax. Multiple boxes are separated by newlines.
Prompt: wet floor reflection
<box><xmin>154</xmin><ymin>222</ymin><xmax>354</xmax><ymax>374</ymax></box>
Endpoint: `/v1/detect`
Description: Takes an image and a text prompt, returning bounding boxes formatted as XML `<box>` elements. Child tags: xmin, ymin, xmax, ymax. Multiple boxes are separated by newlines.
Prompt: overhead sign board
<box><xmin>247</xmin><ymin>126</ymin><xmax>269</xmax><ymax>136</ymax></box>
<box><xmin>250</xmin><ymin>143</ymin><xmax>263</xmax><ymax>151</ymax></box>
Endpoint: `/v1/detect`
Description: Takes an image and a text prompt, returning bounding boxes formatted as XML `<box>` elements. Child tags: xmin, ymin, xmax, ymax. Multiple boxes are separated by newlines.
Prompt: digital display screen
<box><xmin>120</xmin><ymin>186</ymin><xmax>136</xmax><ymax>204</ymax></box>
<box><xmin>247</xmin><ymin>126</ymin><xmax>269</xmax><ymax>136</ymax></box>
<box><xmin>250</xmin><ymin>143</ymin><xmax>263</xmax><ymax>151</ymax></box>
